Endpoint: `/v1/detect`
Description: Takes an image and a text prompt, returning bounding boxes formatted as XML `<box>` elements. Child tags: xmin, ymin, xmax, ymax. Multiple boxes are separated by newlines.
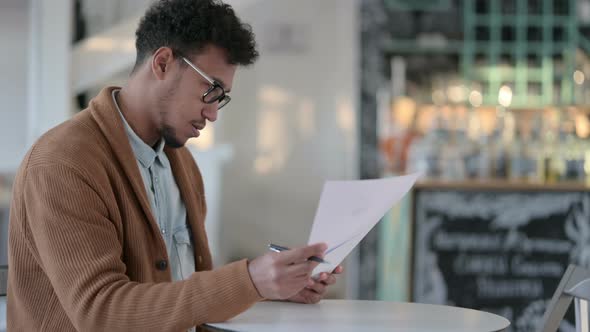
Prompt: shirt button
<box><xmin>156</xmin><ymin>260</ymin><xmax>168</xmax><ymax>271</ymax></box>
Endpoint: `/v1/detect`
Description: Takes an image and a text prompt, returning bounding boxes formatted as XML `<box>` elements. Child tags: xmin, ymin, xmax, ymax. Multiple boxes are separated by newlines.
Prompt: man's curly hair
<box><xmin>133</xmin><ymin>0</ymin><xmax>259</xmax><ymax>71</ymax></box>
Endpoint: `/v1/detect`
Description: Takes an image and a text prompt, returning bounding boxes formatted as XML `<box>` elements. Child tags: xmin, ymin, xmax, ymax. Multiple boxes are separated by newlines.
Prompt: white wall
<box><xmin>0</xmin><ymin>0</ymin><xmax>30</xmax><ymax>266</ymax></box>
<box><xmin>0</xmin><ymin>0</ymin><xmax>73</xmax><ymax>267</ymax></box>
<box><xmin>28</xmin><ymin>0</ymin><xmax>73</xmax><ymax>141</ymax></box>
<box><xmin>82</xmin><ymin>0</ymin><xmax>151</xmax><ymax>35</ymax></box>
<box><xmin>214</xmin><ymin>0</ymin><xmax>359</xmax><ymax>298</ymax></box>
<box><xmin>0</xmin><ymin>1</ymin><xmax>30</xmax><ymax>173</ymax></box>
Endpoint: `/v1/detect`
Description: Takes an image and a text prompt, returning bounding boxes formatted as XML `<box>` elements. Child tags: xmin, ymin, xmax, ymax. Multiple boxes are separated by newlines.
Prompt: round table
<box><xmin>205</xmin><ymin>300</ymin><xmax>510</xmax><ymax>332</ymax></box>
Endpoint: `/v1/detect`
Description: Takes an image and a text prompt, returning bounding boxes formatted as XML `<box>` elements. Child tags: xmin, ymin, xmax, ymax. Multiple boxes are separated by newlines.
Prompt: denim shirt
<box><xmin>113</xmin><ymin>90</ymin><xmax>195</xmax><ymax>283</ymax></box>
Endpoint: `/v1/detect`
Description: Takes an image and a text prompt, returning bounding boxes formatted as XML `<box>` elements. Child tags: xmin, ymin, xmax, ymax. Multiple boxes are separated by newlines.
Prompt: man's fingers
<box><xmin>320</xmin><ymin>274</ymin><xmax>337</xmax><ymax>286</ymax></box>
<box><xmin>277</xmin><ymin>243</ymin><xmax>327</xmax><ymax>264</ymax></box>
<box><xmin>333</xmin><ymin>265</ymin><xmax>344</xmax><ymax>274</ymax></box>
<box><xmin>299</xmin><ymin>288</ymin><xmax>322</xmax><ymax>304</ymax></box>
<box><xmin>285</xmin><ymin>261</ymin><xmax>315</xmax><ymax>278</ymax></box>
<box><xmin>307</xmin><ymin>281</ymin><xmax>327</xmax><ymax>295</ymax></box>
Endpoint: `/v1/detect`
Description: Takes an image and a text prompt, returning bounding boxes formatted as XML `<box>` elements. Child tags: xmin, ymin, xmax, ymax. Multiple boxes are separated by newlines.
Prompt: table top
<box><xmin>205</xmin><ymin>300</ymin><xmax>510</xmax><ymax>332</ymax></box>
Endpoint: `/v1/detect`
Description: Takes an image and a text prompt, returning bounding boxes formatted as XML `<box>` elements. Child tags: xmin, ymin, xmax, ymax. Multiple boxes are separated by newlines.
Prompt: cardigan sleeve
<box><xmin>23</xmin><ymin>164</ymin><xmax>262</xmax><ymax>331</ymax></box>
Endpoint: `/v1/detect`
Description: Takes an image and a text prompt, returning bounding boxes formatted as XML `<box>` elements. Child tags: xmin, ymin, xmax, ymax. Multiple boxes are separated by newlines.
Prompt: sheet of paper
<box><xmin>308</xmin><ymin>173</ymin><xmax>421</xmax><ymax>276</ymax></box>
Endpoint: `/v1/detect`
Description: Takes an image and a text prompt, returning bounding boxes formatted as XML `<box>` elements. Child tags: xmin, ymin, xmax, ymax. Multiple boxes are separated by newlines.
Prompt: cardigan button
<box><xmin>156</xmin><ymin>260</ymin><xmax>168</xmax><ymax>271</ymax></box>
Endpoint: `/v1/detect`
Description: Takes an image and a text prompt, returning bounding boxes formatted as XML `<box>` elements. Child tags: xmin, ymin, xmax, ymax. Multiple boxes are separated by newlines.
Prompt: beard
<box><xmin>161</xmin><ymin>123</ymin><xmax>184</xmax><ymax>149</ymax></box>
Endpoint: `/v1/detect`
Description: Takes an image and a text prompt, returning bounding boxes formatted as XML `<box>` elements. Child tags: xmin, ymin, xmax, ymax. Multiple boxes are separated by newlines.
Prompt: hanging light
<box><xmin>498</xmin><ymin>85</ymin><xmax>513</xmax><ymax>108</ymax></box>
<box><xmin>469</xmin><ymin>90</ymin><xmax>483</xmax><ymax>107</ymax></box>
<box><xmin>574</xmin><ymin>70</ymin><xmax>585</xmax><ymax>85</ymax></box>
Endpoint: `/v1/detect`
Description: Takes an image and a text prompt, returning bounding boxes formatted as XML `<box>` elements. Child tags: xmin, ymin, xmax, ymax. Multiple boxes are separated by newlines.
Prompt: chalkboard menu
<box><xmin>411</xmin><ymin>187</ymin><xmax>590</xmax><ymax>332</ymax></box>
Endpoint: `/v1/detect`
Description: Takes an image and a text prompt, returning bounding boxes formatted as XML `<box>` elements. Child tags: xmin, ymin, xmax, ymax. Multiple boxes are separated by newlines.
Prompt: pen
<box><xmin>268</xmin><ymin>243</ymin><xmax>328</xmax><ymax>264</ymax></box>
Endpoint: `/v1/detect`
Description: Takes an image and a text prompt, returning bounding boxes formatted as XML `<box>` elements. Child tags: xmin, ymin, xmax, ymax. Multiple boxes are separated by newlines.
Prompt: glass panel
<box><xmin>203</xmin><ymin>86</ymin><xmax>224</xmax><ymax>103</ymax></box>
<box><xmin>218</xmin><ymin>97</ymin><xmax>230</xmax><ymax>109</ymax></box>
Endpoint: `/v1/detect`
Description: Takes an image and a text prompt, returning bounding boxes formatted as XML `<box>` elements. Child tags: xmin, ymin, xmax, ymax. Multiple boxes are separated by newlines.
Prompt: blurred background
<box><xmin>3</xmin><ymin>0</ymin><xmax>590</xmax><ymax>331</ymax></box>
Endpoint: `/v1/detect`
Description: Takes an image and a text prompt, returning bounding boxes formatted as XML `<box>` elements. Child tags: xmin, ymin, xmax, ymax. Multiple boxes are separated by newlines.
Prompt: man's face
<box><xmin>155</xmin><ymin>45</ymin><xmax>236</xmax><ymax>148</ymax></box>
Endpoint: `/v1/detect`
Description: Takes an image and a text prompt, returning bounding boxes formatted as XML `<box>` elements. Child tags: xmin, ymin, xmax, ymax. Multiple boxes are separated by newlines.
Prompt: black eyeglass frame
<box><xmin>181</xmin><ymin>56</ymin><xmax>231</xmax><ymax>109</ymax></box>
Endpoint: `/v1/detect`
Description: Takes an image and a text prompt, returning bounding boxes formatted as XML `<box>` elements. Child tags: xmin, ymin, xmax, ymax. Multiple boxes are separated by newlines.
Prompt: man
<box><xmin>7</xmin><ymin>0</ymin><xmax>342</xmax><ymax>331</ymax></box>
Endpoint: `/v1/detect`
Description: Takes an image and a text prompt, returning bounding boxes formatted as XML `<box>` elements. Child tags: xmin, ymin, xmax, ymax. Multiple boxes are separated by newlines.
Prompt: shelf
<box><xmin>415</xmin><ymin>179</ymin><xmax>590</xmax><ymax>191</ymax></box>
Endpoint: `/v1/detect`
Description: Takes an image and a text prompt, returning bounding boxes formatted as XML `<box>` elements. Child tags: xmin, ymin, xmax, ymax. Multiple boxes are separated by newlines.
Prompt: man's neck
<box><xmin>115</xmin><ymin>86</ymin><xmax>161</xmax><ymax>148</ymax></box>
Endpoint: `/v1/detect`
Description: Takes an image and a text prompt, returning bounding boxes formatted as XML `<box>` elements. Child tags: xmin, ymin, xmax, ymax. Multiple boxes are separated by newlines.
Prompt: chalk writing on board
<box><xmin>413</xmin><ymin>190</ymin><xmax>590</xmax><ymax>332</ymax></box>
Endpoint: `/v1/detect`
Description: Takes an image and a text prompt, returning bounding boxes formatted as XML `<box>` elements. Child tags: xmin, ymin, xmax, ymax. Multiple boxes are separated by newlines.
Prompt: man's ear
<box><xmin>151</xmin><ymin>47</ymin><xmax>175</xmax><ymax>80</ymax></box>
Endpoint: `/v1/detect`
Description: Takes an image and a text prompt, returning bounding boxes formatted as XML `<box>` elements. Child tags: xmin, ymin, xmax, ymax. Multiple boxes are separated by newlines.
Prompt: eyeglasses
<box><xmin>182</xmin><ymin>57</ymin><xmax>231</xmax><ymax>109</ymax></box>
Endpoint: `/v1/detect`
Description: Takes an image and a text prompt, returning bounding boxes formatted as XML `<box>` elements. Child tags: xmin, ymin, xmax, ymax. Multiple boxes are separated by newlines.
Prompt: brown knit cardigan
<box><xmin>7</xmin><ymin>87</ymin><xmax>262</xmax><ymax>331</ymax></box>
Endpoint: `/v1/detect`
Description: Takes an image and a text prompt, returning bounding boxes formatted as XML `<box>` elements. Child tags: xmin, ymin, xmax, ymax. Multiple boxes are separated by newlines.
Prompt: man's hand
<box><xmin>287</xmin><ymin>265</ymin><xmax>344</xmax><ymax>304</ymax></box>
<box><xmin>247</xmin><ymin>243</ymin><xmax>327</xmax><ymax>300</ymax></box>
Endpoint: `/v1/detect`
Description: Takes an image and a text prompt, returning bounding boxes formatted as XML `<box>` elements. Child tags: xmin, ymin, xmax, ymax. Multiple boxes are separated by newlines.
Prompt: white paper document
<box><xmin>308</xmin><ymin>173</ymin><xmax>421</xmax><ymax>276</ymax></box>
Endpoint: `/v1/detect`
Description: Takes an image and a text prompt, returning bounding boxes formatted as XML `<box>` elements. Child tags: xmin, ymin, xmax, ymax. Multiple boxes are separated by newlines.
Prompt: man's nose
<box><xmin>202</xmin><ymin>103</ymin><xmax>219</xmax><ymax>122</ymax></box>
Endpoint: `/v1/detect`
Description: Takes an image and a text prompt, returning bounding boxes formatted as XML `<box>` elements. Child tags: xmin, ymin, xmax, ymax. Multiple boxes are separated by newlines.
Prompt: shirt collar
<box><xmin>112</xmin><ymin>89</ymin><xmax>169</xmax><ymax>169</ymax></box>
